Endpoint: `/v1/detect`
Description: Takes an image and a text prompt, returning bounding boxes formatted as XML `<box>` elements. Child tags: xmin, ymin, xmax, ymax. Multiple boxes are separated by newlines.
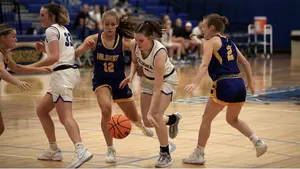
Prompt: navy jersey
<box><xmin>93</xmin><ymin>31</ymin><xmax>125</xmax><ymax>79</ymax></box>
<box><xmin>208</xmin><ymin>35</ymin><xmax>240</xmax><ymax>81</ymax></box>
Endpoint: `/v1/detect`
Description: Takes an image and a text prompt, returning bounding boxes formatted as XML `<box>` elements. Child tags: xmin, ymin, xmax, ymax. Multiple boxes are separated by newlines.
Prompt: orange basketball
<box><xmin>107</xmin><ymin>114</ymin><xmax>132</xmax><ymax>139</ymax></box>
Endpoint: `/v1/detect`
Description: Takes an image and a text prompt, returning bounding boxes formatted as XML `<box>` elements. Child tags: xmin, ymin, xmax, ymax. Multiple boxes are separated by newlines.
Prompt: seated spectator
<box><xmin>161</xmin><ymin>20</ymin><xmax>185</xmax><ymax>63</ymax></box>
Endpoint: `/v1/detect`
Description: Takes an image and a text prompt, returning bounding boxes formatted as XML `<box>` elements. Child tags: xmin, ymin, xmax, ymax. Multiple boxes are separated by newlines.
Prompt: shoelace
<box><xmin>158</xmin><ymin>153</ymin><xmax>169</xmax><ymax>162</ymax></box>
<box><xmin>107</xmin><ymin>149</ymin><xmax>115</xmax><ymax>156</ymax></box>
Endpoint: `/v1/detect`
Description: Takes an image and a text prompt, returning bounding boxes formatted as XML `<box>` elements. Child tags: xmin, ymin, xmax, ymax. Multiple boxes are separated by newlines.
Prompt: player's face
<box><xmin>103</xmin><ymin>15</ymin><xmax>119</xmax><ymax>36</ymax></box>
<box><xmin>135</xmin><ymin>33</ymin><xmax>151</xmax><ymax>51</ymax></box>
<box><xmin>1</xmin><ymin>29</ymin><xmax>17</xmax><ymax>49</ymax></box>
<box><xmin>40</xmin><ymin>7</ymin><xmax>53</xmax><ymax>28</ymax></box>
<box><xmin>202</xmin><ymin>19</ymin><xmax>213</xmax><ymax>40</ymax></box>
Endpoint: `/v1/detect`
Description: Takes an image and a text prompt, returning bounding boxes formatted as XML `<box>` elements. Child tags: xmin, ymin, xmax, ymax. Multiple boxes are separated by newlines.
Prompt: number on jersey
<box><xmin>226</xmin><ymin>45</ymin><xmax>234</xmax><ymax>61</ymax></box>
<box><xmin>64</xmin><ymin>32</ymin><xmax>73</xmax><ymax>47</ymax></box>
<box><xmin>104</xmin><ymin>62</ymin><xmax>114</xmax><ymax>72</ymax></box>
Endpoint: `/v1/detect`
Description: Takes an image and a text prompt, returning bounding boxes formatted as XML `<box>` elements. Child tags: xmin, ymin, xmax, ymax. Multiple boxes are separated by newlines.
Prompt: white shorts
<box><xmin>47</xmin><ymin>68</ymin><xmax>80</xmax><ymax>102</ymax></box>
<box><xmin>141</xmin><ymin>71</ymin><xmax>178</xmax><ymax>100</ymax></box>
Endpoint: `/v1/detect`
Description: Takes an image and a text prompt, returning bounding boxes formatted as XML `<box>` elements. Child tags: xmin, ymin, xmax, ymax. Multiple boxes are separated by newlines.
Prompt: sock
<box><xmin>132</xmin><ymin>120</ymin><xmax>143</xmax><ymax>127</ymax></box>
<box><xmin>160</xmin><ymin>145</ymin><xmax>170</xmax><ymax>155</ymax></box>
<box><xmin>166</xmin><ymin>114</ymin><xmax>177</xmax><ymax>126</ymax></box>
<box><xmin>196</xmin><ymin>145</ymin><xmax>205</xmax><ymax>156</ymax></box>
<box><xmin>108</xmin><ymin>146</ymin><xmax>115</xmax><ymax>150</ymax></box>
<box><xmin>75</xmin><ymin>142</ymin><xmax>85</xmax><ymax>150</ymax></box>
<box><xmin>49</xmin><ymin>142</ymin><xmax>58</xmax><ymax>151</ymax></box>
<box><xmin>249</xmin><ymin>134</ymin><xmax>259</xmax><ymax>144</ymax></box>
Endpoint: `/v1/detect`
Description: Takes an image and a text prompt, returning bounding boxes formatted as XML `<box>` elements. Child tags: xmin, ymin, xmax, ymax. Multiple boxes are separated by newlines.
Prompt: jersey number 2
<box><xmin>104</xmin><ymin>62</ymin><xmax>114</xmax><ymax>72</ymax></box>
<box><xmin>64</xmin><ymin>32</ymin><xmax>73</xmax><ymax>47</ymax></box>
<box><xmin>226</xmin><ymin>45</ymin><xmax>234</xmax><ymax>61</ymax></box>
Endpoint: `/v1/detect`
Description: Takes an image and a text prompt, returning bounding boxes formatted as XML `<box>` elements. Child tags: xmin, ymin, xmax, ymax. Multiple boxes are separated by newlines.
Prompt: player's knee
<box><xmin>59</xmin><ymin>116</ymin><xmax>73</xmax><ymax>126</ymax></box>
<box><xmin>226</xmin><ymin>117</ymin><xmax>238</xmax><ymax>126</ymax></box>
<box><xmin>100</xmin><ymin>105</ymin><xmax>112</xmax><ymax>119</ymax></box>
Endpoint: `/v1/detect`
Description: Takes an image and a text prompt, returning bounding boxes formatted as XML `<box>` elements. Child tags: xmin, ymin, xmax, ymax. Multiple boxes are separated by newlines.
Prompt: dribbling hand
<box><xmin>119</xmin><ymin>76</ymin><xmax>133</xmax><ymax>89</ymax></box>
<box><xmin>17</xmin><ymin>81</ymin><xmax>31</xmax><ymax>92</ymax></box>
<box><xmin>184</xmin><ymin>84</ymin><xmax>197</xmax><ymax>92</ymax></box>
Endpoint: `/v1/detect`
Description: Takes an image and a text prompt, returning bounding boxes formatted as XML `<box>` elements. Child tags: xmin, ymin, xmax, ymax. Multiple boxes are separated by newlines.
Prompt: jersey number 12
<box><xmin>103</xmin><ymin>62</ymin><xmax>114</xmax><ymax>72</ymax></box>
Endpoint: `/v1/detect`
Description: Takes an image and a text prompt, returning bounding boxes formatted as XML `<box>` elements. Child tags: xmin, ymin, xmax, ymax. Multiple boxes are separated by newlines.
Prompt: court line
<box><xmin>180</xmin><ymin>137</ymin><xmax>297</xmax><ymax>158</ymax></box>
<box><xmin>0</xmin><ymin>153</ymin><xmax>141</xmax><ymax>167</ymax></box>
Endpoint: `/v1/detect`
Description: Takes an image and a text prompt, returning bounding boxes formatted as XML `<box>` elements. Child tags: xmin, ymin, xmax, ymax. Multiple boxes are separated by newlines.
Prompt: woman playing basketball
<box><xmin>120</xmin><ymin>20</ymin><xmax>182</xmax><ymax>168</ymax></box>
<box><xmin>0</xmin><ymin>23</ymin><xmax>50</xmax><ymax>136</ymax></box>
<box><xmin>75</xmin><ymin>10</ymin><xmax>153</xmax><ymax>163</ymax></box>
<box><xmin>30</xmin><ymin>4</ymin><xmax>93</xmax><ymax>168</ymax></box>
<box><xmin>182</xmin><ymin>14</ymin><xmax>268</xmax><ymax>164</ymax></box>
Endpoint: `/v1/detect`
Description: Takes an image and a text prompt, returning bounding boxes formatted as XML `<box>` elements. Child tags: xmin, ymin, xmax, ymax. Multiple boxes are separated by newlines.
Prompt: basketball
<box><xmin>107</xmin><ymin>114</ymin><xmax>132</xmax><ymax>139</ymax></box>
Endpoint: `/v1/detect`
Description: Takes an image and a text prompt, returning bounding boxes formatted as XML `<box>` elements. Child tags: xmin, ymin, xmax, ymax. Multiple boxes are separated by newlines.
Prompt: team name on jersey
<box><xmin>96</xmin><ymin>53</ymin><xmax>119</xmax><ymax>62</ymax></box>
<box><xmin>136</xmin><ymin>57</ymin><xmax>153</xmax><ymax>70</ymax></box>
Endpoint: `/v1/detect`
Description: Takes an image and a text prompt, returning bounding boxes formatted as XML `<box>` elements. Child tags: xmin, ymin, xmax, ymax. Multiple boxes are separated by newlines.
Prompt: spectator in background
<box><xmin>74</xmin><ymin>4</ymin><xmax>98</xmax><ymax>41</ymax></box>
<box><xmin>182</xmin><ymin>21</ymin><xmax>199</xmax><ymax>60</ymax></box>
<box><xmin>172</xmin><ymin>18</ymin><xmax>186</xmax><ymax>63</ymax></box>
<box><xmin>88</xmin><ymin>5</ymin><xmax>102</xmax><ymax>32</ymax></box>
<box><xmin>191</xmin><ymin>21</ymin><xmax>205</xmax><ymax>58</ymax></box>
<box><xmin>161</xmin><ymin>20</ymin><xmax>185</xmax><ymax>63</ymax></box>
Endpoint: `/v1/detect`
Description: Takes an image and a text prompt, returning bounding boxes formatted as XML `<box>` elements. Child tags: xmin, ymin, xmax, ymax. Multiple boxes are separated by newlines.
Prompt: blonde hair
<box><xmin>43</xmin><ymin>3</ymin><xmax>70</xmax><ymax>25</ymax></box>
<box><xmin>0</xmin><ymin>23</ymin><xmax>15</xmax><ymax>36</ymax></box>
<box><xmin>102</xmin><ymin>10</ymin><xmax>137</xmax><ymax>38</ymax></box>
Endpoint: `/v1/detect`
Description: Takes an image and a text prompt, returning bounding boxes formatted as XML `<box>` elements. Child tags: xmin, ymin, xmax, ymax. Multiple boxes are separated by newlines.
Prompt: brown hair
<box><xmin>135</xmin><ymin>20</ymin><xmax>164</xmax><ymax>38</ymax></box>
<box><xmin>102</xmin><ymin>10</ymin><xmax>137</xmax><ymax>39</ymax></box>
<box><xmin>0</xmin><ymin>23</ymin><xmax>15</xmax><ymax>36</ymax></box>
<box><xmin>43</xmin><ymin>3</ymin><xmax>70</xmax><ymax>25</ymax></box>
<box><xmin>204</xmin><ymin>14</ymin><xmax>229</xmax><ymax>33</ymax></box>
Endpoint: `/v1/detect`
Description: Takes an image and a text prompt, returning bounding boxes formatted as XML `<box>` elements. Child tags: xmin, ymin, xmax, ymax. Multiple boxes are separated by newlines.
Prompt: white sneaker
<box><xmin>254</xmin><ymin>139</ymin><xmax>268</xmax><ymax>157</ymax></box>
<box><xmin>182</xmin><ymin>148</ymin><xmax>205</xmax><ymax>165</ymax></box>
<box><xmin>67</xmin><ymin>148</ymin><xmax>93</xmax><ymax>168</ymax></box>
<box><xmin>37</xmin><ymin>148</ymin><xmax>63</xmax><ymax>161</ymax></box>
<box><xmin>106</xmin><ymin>148</ymin><xmax>116</xmax><ymax>163</ymax></box>
<box><xmin>138</xmin><ymin>125</ymin><xmax>154</xmax><ymax>137</ymax></box>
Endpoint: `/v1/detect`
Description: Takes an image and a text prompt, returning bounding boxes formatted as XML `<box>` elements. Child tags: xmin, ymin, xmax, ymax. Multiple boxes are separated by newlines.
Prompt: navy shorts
<box><xmin>210</xmin><ymin>77</ymin><xmax>246</xmax><ymax>106</ymax></box>
<box><xmin>92</xmin><ymin>78</ymin><xmax>134</xmax><ymax>103</ymax></box>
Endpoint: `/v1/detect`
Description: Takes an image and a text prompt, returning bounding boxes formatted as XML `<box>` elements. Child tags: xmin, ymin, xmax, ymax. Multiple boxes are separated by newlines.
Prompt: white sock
<box><xmin>108</xmin><ymin>146</ymin><xmax>115</xmax><ymax>150</ymax></box>
<box><xmin>75</xmin><ymin>142</ymin><xmax>85</xmax><ymax>150</ymax></box>
<box><xmin>249</xmin><ymin>134</ymin><xmax>259</xmax><ymax>144</ymax></box>
<box><xmin>196</xmin><ymin>145</ymin><xmax>205</xmax><ymax>156</ymax></box>
<box><xmin>49</xmin><ymin>142</ymin><xmax>58</xmax><ymax>151</ymax></box>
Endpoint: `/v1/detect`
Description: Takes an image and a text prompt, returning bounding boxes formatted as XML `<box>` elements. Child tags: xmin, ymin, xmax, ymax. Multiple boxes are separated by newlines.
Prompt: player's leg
<box><xmin>0</xmin><ymin>111</ymin><xmax>4</xmax><ymax>136</ymax></box>
<box><xmin>226</xmin><ymin>78</ymin><xmax>267</xmax><ymax>157</ymax></box>
<box><xmin>94</xmin><ymin>85</ymin><xmax>116</xmax><ymax>163</ymax></box>
<box><xmin>36</xmin><ymin>93</ymin><xmax>61</xmax><ymax>161</ymax></box>
<box><xmin>183</xmin><ymin>97</ymin><xmax>225</xmax><ymax>165</ymax></box>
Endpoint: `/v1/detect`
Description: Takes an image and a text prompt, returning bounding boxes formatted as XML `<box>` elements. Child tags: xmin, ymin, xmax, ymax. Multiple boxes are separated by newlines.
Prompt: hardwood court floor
<box><xmin>0</xmin><ymin>55</ymin><xmax>299</xmax><ymax>168</ymax></box>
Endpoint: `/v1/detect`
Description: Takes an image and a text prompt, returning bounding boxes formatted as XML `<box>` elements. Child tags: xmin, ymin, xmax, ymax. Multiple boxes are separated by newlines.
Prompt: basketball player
<box><xmin>0</xmin><ymin>23</ymin><xmax>51</xmax><ymax>136</ymax></box>
<box><xmin>182</xmin><ymin>14</ymin><xmax>268</xmax><ymax>164</ymax></box>
<box><xmin>75</xmin><ymin>10</ymin><xmax>153</xmax><ymax>163</ymax></box>
<box><xmin>120</xmin><ymin>20</ymin><xmax>182</xmax><ymax>168</ymax></box>
<box><xmin>29</xmin><ymin>4</ymin><xmax>93</xmax><ymax>168</ymax></box>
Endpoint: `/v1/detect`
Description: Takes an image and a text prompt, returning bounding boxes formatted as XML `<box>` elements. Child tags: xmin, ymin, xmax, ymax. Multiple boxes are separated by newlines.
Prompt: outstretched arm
<box><xmin>75</xmin><ymin>34</ymin><xmax>98</xmax><ymax>58</ymax></box>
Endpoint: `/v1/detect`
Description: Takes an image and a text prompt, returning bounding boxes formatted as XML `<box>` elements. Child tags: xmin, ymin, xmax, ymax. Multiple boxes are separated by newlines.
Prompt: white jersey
<box><xmin>45</xmin><ymin>23</ymin><xmax>75</xmax><ymax>68</ymax></box>
<box><xmin>135</xmin><ymin>40</ymin><xmax>174</xmax><ymax>79</ymax></box>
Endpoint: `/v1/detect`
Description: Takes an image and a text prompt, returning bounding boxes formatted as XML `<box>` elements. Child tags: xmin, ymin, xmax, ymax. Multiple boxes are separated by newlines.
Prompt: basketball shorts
<box><xmin>141</xmin><ymin>70</ymin><xmax>178</xmax><ymax>101</ymax></box>
<box><xmin>210</xmin><ymin>77</ymin><xmax>246</xmax><ymax>106</ymax></box>
<box><xmin>92</xmin><ymin>77</ymin><xmax>134</xmax><ymax>103</ymax></box>
<box><xmin>47</xmin><ymin>67</ymin><xmax>80</xmax><ymax>103</ymax></box>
